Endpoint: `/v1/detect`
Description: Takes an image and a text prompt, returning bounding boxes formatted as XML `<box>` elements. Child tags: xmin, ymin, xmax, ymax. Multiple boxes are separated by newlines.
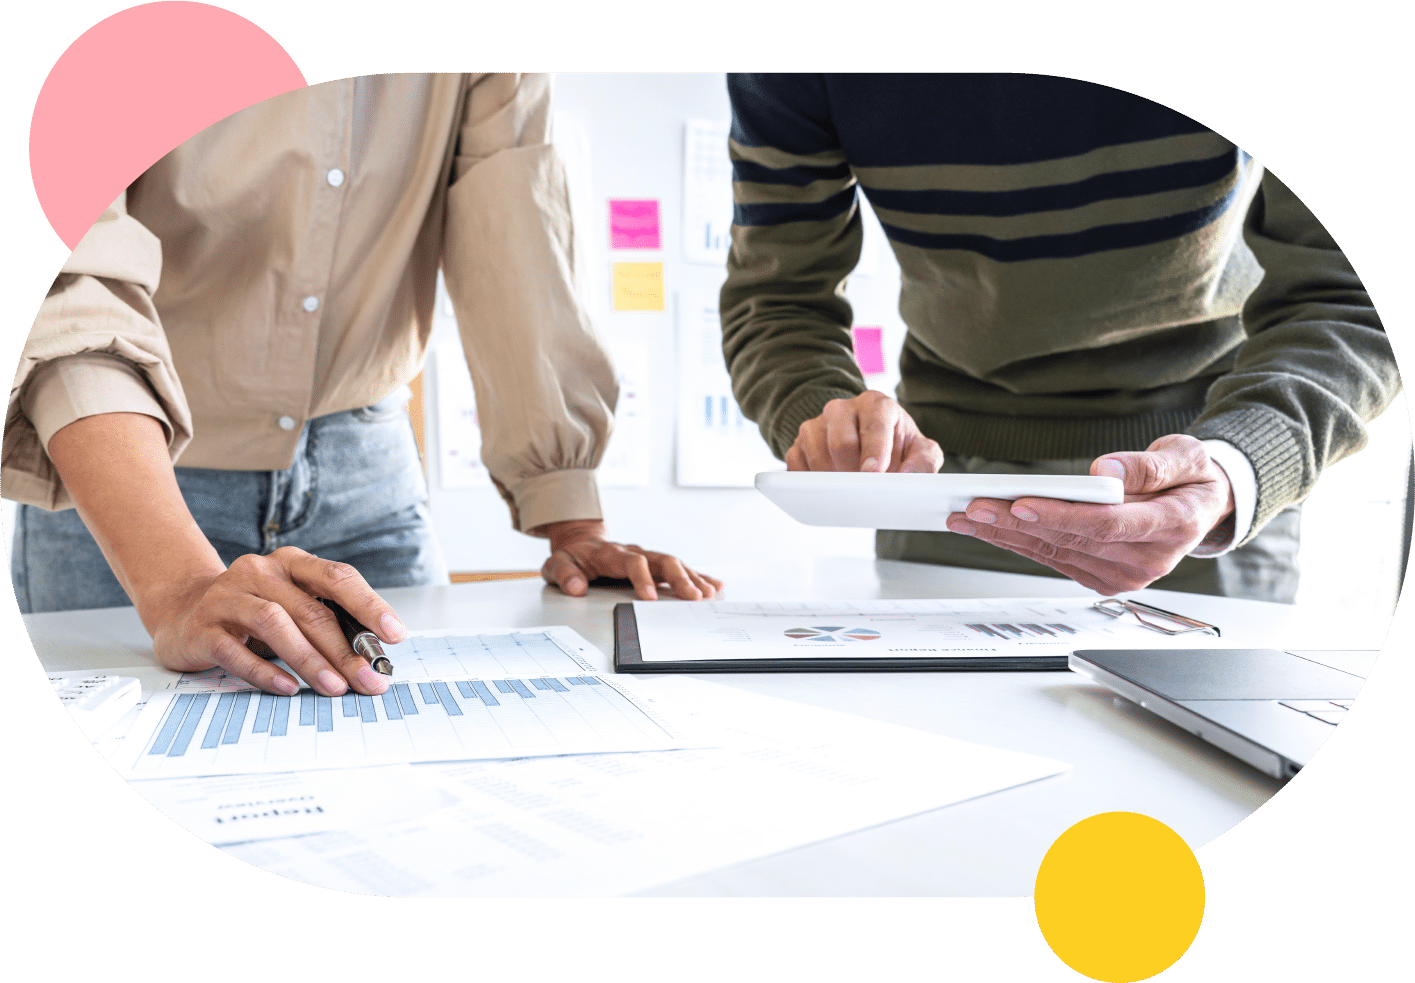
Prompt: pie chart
<box><xmin>783</xmin><ymin>626</ymin><xmax>882</xmax><ymax>642</ymax></box>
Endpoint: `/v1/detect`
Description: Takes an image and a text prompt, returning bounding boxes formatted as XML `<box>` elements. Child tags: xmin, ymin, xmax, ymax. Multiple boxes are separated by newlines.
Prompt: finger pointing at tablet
<box><xmin>786</xmin><ymin>392</ymin><xmax>943</xmax><ymax>474</ymax></box>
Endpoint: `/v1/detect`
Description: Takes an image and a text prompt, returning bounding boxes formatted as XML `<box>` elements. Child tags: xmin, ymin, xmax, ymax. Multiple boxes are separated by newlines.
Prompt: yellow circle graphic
<box><xmin>1034</xmin><ymin>812</ymin><xmax>1204</xmax><ymax>982</ymax></box>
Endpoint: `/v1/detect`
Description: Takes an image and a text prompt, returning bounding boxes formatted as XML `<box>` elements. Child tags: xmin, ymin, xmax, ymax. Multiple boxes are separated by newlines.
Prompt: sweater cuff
<box><xmin>505</xmin><ymin>468</ymin><xmax>604</xmax><ymax>535</ymax></box>
<box><xmin>21</xmin><ymin>352</ymin><xmax>172</xmax><ymax>450</ymax></box>
<box><xmin>1187</xmin><ymin>405</ymin><xmax>1307</xmax><ymax>544</ymax></box>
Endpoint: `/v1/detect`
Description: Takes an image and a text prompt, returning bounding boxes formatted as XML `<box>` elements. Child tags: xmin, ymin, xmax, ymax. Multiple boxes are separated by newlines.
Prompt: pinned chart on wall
<box><xmin>676</xmin><ymin>287</ymin><xmax>783</xmax><ymax>487</ymax></box>
<box><xmin>851</xmin><ymin>326</ymin><xmax>886</xmax><ymax>375</ymax></box>
<box><xmin>597</xmin><ymin>340</ymin><xmax>651</xmax><ymax>488</ymax></box>
<box><xmin>612</xmin><ymin>261</ymin><xmax>665</xmax><ymax>311</ymax></box>
<box><xmin>608</xmin><ymin>198</ymin><xmax>662</xmax><ymax>250</ymax></box>
<box><xmin>683</xmin><ymin>119</ymin><xmax>734</xmax><ymax>265</ymax></box>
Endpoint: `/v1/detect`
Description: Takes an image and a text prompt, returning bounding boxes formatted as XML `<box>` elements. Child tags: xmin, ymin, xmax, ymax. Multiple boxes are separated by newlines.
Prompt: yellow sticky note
<box><xmin>612</xmin><ymin>262</ymin><xmax>665</xmax><ymax>311</ymax></box>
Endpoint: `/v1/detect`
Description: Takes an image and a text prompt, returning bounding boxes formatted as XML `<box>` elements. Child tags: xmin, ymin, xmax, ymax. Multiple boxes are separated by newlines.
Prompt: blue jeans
<box><xmin>11</xmin><ymin>389</ymin><xmax>449</xmax><ymax>613</ymax></box>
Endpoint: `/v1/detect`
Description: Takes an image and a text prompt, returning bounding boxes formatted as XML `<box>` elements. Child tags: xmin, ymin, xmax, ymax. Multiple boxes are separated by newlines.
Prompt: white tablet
<box><xmin>755</xmin><ymin>471</ymin><xmax>1125</xmax><ymax>531</ymax></box>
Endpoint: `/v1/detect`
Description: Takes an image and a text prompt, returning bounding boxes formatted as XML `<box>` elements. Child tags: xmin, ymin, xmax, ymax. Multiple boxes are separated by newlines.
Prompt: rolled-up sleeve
<box><xmin>441</xmin><ymin>73</ymin><xmax>616</xmax><ymax>534</ymax></box>
<box><xmin>4</xmin><ymin>192</ymin><xmax>193</xmax><ymax>510</ymax></box>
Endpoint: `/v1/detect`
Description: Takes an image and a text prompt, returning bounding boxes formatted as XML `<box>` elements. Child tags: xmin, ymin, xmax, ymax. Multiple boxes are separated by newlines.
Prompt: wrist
<box><xmin>537</xmin><ymin>518</ymin><xmax>608</xmax><ymax>552</ymax></box>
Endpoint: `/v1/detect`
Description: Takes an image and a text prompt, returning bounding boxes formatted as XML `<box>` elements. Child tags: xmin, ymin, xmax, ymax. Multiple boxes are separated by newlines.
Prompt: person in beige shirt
<box><xmin>5</xmin><ymin>73</ymin><xmax>719</xmax><ymax>699</ymax></box>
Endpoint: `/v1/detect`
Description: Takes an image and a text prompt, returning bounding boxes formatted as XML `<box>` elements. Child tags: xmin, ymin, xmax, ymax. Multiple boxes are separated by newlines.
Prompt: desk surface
<box><xmin>24</xmin><ymin>557</ymin><xmax>1379</xmax><ymax>897</ymax></box>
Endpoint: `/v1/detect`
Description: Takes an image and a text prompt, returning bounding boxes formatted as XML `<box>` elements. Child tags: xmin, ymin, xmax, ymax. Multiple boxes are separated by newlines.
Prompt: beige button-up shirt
<box><xmin>5</xmin><ymin>73</ymin><xmax>615</xmax><ymax>534</ymax></box>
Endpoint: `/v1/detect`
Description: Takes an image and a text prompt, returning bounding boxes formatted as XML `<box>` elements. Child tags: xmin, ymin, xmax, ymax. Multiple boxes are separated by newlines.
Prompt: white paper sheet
<box><xmin>682</xmin><ymin>119</ymin><xmax>733</xmax><ymax>265</ymax></box>
<box><xmin>221</xmin><ymin>676</ymin><xmax>1069</xmax><ymax>896</ymax></box>
<box><xmin>595</xmin><ymin>340</ymin><xmax>651</xmax><ymax>488</ymax></box>
<box><xmin>629</xmin><ymin>597</ymin><xmax>1223</xmax><ymax>662</ymax></box>
<box><xmin>675</xmin><ymin>287</ymin><xmax>783</xmax><ymax>487</ymax></box>
<box><xmin>115</xmin><ymin>629</ymin><xmax>703</xmax><ymax>780</ymax></box>
<box><xmin>133</xmin><ymin>766</ymin><xmax>458</xmax><ymax>845</ymax></box>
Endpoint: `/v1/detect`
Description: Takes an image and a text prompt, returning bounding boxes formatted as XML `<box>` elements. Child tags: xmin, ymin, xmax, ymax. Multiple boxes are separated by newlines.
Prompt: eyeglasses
<box><xmin>1092</xmin><ymin>598</ymin><xmax>1220</xmax><ymax>637</ymax></box>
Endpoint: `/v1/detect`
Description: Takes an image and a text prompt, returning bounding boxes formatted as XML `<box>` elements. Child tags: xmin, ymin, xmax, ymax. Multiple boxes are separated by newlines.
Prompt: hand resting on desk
<box><xmin>945</xmin><ymin>434</ymin><xmax>1237</xmax><ymax>595</ymax></box>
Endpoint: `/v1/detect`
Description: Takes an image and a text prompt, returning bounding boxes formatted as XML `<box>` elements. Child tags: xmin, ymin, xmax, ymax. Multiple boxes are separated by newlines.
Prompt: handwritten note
<box><xmin>608</xmin><ymin>198</ymin><xmax>661</xmax><ymax>250</ymax></box>
<box><xmin>612</xmin><ymin>262</ymin><xmax>665</xmax><ymax>311</ymax></box>
<box><xmin>852</xmin><ymin>326</ymin><xmax>886</xmax><ymax>375</ymax></box>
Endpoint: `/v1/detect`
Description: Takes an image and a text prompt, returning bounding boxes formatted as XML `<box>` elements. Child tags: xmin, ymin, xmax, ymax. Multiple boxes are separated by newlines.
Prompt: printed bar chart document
<box><xmin>222</xmin><ymin>676</ymin><xmax>1070</xmax><ymax>897</ymax></box>
<box><xmin>617</xmin><ymin>598</ymin><xmax>1225</xmax><ymax>672</ymax></box>
<box><xmin>117</xmin><ymin>629</ymin><xmax>702</xmax><ymax>779</ymax></box>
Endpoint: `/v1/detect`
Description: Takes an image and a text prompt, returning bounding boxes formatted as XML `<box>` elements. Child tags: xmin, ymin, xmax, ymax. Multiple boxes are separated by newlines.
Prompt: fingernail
<box><xmin>565</xmin><ymin>576</ymin><xmax>586</xmax><ymax>594</ymax></box>
<box><xmin>272</xmin><ymin>675</ymin><xmax>298</xmax><ymax>696</ymax></box>
<box><xmin>862</xmin><ymin>457</ymin><xmax>880</xmax><ymax>472</ymax></box>
<box><xmin>357</xmin><ymin>666</ymin><xmax>386</xmax><ymax>691</ymax></box>
<box><xmin>968</xmin><ymin>509</ymin><xmax>997</xmax><ymax>523</ymax></box>
<box><xmin>380</xmin><ymin>613</ymin><xmax>406</xmax><ymax>642</ymax></box>
<box><xmin>947</xmin><ymin>517</ymin><xmax>975</xmax><ymax>535</ymax></box>
<box><xmin>317</xmin><ymin>669</ymin><xmax>346</xmax><ymax>695</ymax></box>
<box><xmin>1096</xmin><ymin>459</ymin><xmax>1125</xmax><ymax>481</ymax></box>
<box><xmin>1012</xmin><ymin>505</ymin><xmax>1039</xmax><ymax>522</ymax></box>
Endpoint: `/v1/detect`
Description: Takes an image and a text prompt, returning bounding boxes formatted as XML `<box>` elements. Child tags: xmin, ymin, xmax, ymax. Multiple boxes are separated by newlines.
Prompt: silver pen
<box><xmin>319</xmin><ymin>597</ymin><xmax>394</xmax><ymax>675</ymax></box>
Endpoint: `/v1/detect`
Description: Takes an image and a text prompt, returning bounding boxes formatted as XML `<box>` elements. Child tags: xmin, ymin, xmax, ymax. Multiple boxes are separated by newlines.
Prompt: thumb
<box><xmin>1093</xmin><ymin>439</ymin><xmax>1206</xmax><ymax>495</ymax></box>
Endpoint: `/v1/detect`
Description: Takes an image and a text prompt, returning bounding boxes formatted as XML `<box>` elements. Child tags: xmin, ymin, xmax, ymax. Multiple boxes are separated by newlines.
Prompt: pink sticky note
<box><xmin>608</xmin><ymin>199</ymin><xmax>661</xmax><ymax>250</ymax></box>
<box><xmin>852</xmin><ymin>326</ymin><xmax>886</xmax><ymax>375</ymax></box>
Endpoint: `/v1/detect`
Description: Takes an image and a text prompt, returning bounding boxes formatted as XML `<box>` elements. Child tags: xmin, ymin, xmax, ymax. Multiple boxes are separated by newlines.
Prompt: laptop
<box><xmin>1068</xmin><ymin>648</ymin><xmax>1378</xmax><ymax>780</ymax></box>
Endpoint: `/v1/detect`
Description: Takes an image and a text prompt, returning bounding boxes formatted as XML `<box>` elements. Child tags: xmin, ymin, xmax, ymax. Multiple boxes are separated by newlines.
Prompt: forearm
<box><xmin>45</xmin><ymin>412</ymin><xmax>224</xmax><ymax>634</ymax></box>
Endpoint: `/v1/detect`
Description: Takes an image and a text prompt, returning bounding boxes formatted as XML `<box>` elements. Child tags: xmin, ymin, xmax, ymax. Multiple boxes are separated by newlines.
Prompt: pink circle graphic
<box><xmin>30</xmin><ymin>2</ymin><xmax>306</xmax><ymax>249</ymax></box>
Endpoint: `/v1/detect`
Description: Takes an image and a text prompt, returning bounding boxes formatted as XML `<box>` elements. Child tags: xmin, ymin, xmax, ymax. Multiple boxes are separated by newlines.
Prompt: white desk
<box><xmin>23</xmin><ymin>557</ymin><xmax>1376</xmax><ymax>897</ymax></box>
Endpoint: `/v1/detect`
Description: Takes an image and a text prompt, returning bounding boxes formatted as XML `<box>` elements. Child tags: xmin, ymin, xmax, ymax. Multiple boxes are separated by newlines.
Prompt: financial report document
<box><xmin>115</xmin><ymin>628</ymin><xmax>700</xmax><ymax>780</ymax></box>
<box><xmin>629</xmin><ymin>598</ymin><xmax>1215</xmax><ymax>662</ymax></box>
<box><xmin>223</xmin><ymin>677</ymin><xmax>1070</xmax><ymax>897</ymax></box>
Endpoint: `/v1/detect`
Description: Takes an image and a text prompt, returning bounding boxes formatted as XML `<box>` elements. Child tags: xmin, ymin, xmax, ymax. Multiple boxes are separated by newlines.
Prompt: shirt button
<box><xmin>301</xmin><ymin>295</ymin><xmax>320</xmax><ymax>313</ymax></box>
<box><xmin>277</xmin><ymin>416</ymin><xmax>298</xmax><ymax>431</ymax></box>
<box><xmin>326</xmin><ymin>168</ymin><xmax>345</xmax><ymax>188</ymax></box>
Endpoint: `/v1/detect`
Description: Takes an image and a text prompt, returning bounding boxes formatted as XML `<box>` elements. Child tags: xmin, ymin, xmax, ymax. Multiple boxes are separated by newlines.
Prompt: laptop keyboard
<box><xmin>1279</xmin><ymin>699</ymin><xmax>1354</xmax><ymax>725</ymax></box>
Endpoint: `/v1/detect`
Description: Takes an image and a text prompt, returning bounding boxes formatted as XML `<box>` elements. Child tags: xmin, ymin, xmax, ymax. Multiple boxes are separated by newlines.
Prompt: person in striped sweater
<box><xmin>720</xmin><ymin>73</ymin><xmax>1400</xmax><ymax>602</ymax></box>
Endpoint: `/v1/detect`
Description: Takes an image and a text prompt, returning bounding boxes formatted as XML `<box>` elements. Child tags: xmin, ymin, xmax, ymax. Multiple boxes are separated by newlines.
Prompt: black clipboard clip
<box><xmin>1092</xmin><ymin>598</ymin><xmax>1221</xmax><ymax>637</ymax></box>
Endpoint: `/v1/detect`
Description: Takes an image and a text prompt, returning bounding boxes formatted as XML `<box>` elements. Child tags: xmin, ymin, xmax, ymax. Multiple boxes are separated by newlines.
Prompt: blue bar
<box><xmin>201</xmin><ymin>692</ymin><xmax>236</xmax><ymax>750</ymax></box>
<box><xmin>253</xmin><ymin>693</ymin><xmax>274</xmax><ymax>733</ymax></box>
<box><xmin>167</xmin><ymin>693</ymin><xmax>211</xmax><ymax>757</ymax></box>
<box><xmin>529</xmin><ymin>678</ymin><xmax>552</xmax><ymax>691</ymax></box>
<box><xmin>149</xmin><ymin>693</ymin><xmax>194</xmax><ymax>755</ymax></box>
<box><xmin>456</xmin><ymin>681</ymin><xmax>476</xmax><ymax>699</ymax></box>
<box><xmin>342</xmin><ymin>693</ymin><xmax>359</xmax><ymax>717</ymax></box>
<box><xmin>394</xmin><ymin>683</ymin><xmax>419</xmax><ymax>715</ymax></box>
<box><xmin>418</xmin><ymin>683</ymin><xmax>439</xmax><ymax>704</ymax></box>
<box><xmin>719</xmin><ymin>396</ymin><xmax>728</xmax><ymax>426</ymax></box>
<box><xmin>507</xmin><ymin>679</ymin><xmax>534</xmax><ymax>699</ymax></box>
<box><xmin>470</xmin><ymin>680</ymin><xmax>499</xmax><ymax>707</ymax></box>
<box><xmin>222</xmin><ymin>692</ymin><xmax>252</xmax><ymax>744</ymax></box>
<box><xmin>494</xmin><ymin>680</ymin><xmax>515</xmax><ymax>694</ymax></box>
<box><xmin>542</xmin><ymin>677</ymin><xmax>569</xmax><ymax>693</ymax></box>
<box><xmin>358</xmin><ymin>695</ymin><xmax>377</xmax><ymax>722</ymax></box>
<box><xmin>704</xmin><ymin>395</ymin><xmax>712</xmax><ymax>427</ymax></box>
<box><xmin>381</xmin><ymin>690</ymin><xmax>403</xmax><ymax>720</ymax></box>
<box><xmin>1049</xmin><ymin>623</ymin><xmax>1077</xmax><ymax>635</ymax></box>
<box><xmin>299</xmin><ymin>690</ymin><xmax>316</xmax><ymax>726</ymax></box>
<box><xmin>1021</xmin><ymin>623</ymin><xmax>1055</xmax><ymax>636</ymax></box>
<box><xmin>432</xmin><ymin>681</ymin><xmax>463</xmax><ymax>716</ymax></box>
<box><xmin>317</xmin><ymin>696</ymin><xmax>334</xmax><ymax>732</ymax></box>
<box><xmin>270</xmin><ymin>695</ymin><xmax>291</xmax><ymax>737</ymax></box>
<box><xmin>567</xmin><ymin>677</ymin><xmax>585</xmax><ymax>685</ymax></box>
<box><xmin>578</xmin><ymin>676</ymin><xmax>602</xmax><ymax>686</ymax></box>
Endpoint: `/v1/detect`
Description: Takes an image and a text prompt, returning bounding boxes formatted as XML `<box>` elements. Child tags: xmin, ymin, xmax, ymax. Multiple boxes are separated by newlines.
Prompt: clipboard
<box><xmin>612</xmin><ymin>599</ymin><xmax>1220</xmax><ymax>674</ymax></box>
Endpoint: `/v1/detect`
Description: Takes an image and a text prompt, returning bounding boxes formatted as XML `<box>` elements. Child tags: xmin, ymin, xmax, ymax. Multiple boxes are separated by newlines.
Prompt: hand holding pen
<box><xmin>320</xmin><ymin>597</ymin><xmax>395</xmax><ymax>676</ymax></box>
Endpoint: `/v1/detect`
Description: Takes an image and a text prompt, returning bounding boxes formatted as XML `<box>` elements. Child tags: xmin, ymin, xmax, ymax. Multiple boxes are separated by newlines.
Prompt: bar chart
<box><xmin>123</xmin><ymin>672</ymin><xmax>692</xmax><ymax>779</ymax></box>
<box><xmin>384</xmin><ymin>631</ymin><xmax>597</xmax><ymax>679</ymax></box>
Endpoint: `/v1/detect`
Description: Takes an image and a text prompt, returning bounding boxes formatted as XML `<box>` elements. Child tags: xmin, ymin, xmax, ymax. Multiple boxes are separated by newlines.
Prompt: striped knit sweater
<box><xmin>720</xmin><ymin>73</ymin><xmax>1399</xmax><ymax>540</ymax></box>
